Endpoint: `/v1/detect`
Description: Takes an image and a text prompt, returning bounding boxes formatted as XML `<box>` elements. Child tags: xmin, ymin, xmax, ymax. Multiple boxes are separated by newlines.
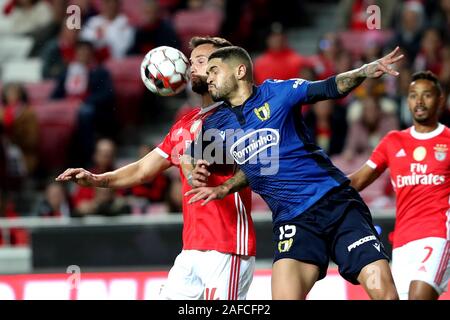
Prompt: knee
<box><xmin>381</xmin><ymin>290</ymin><xmax>399</xmax><ymax>300</ymax></box>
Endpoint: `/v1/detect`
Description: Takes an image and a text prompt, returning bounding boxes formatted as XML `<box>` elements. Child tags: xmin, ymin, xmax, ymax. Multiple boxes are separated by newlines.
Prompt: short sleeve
<box><xmin>367</xmin><ymin>134</ymin><xmax>390</xmax><ymax>173</ymax></box>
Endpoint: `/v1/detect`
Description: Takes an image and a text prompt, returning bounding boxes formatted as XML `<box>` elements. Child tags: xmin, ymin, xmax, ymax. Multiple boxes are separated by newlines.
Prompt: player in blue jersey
<box><xmin>185</xmin><ymin>46</ymin><xmax>404</xmax><ymax>299</ymax></box>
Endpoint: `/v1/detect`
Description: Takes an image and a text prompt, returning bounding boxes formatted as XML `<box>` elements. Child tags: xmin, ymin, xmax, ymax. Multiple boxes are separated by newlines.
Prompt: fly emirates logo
<box><xmin>395</xmin><ymin>163</ymin><xmax>445</xmax><ymax>188</ymax></box>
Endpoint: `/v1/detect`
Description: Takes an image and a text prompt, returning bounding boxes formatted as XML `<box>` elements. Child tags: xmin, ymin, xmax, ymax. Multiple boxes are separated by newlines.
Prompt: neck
<box><xmin>228</xmin><ymin>82</ymin><xmax>253</xmax><ymax>107</ymax></box>
<box><xmin>200</xmin><ymin>93</ymin><xmax>214</xmax><ymax>108</ymax></box>
<box><xmin>413</xmin><ymin>121</ymin><xmax>439</xmax><ymax>133</ymax></box>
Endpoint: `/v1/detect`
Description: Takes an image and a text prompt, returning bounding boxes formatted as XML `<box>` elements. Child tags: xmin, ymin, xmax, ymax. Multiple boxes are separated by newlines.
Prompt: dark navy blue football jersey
<box><xmin>196</xmin><ymin>78</ymin><xmax>350</xmax><ymax>224</ymax></box>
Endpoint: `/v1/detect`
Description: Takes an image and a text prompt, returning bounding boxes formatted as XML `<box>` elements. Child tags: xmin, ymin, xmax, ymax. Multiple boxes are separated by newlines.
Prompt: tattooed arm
<box><xmin>185</xmin><ymin>169</ymin><xmax>249</xmax><ymax>206</ymax></box>
<box><xmin>55</xmin><ymin>149</ymin><xmax>171</xmax><ymax>188</ymax></box>
<box><xmin>336</xmin><ymin>46</ymin><xmax>403</xmax><ymax>94</ymax></box>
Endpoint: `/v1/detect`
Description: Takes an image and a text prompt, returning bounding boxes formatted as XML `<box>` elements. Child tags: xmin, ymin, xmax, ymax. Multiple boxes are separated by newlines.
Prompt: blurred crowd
<box><xmin>1</xmin><ymin>0</ymin><xmax>450</xmax><ymax>246</ymax></box>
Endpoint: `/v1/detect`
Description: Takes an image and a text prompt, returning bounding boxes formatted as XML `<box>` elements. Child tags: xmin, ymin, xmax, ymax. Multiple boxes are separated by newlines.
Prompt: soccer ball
<box><xmin>140</xmin><ymin>46</ymin><xmax>190</xmax><ymax>96</ymax></box>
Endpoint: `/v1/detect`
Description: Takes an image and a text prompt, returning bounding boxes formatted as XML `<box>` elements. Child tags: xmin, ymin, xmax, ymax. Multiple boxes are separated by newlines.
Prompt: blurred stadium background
<box><xmin>0</xmin><ymin>0</ymin><xmax>449</xmax><ymax>299</ymax></box>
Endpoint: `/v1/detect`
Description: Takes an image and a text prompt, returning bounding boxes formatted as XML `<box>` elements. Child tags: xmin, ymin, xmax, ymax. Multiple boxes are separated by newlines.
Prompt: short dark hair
<box><xmin>208</xmin><ymin>46</ymin><xmax>253</xmax><ymax>81</ymax></box>
<box><xmin>1</xmin><ymin>83</ymin><xmax>29</xmax><ymax>106</ymax></box>
<box><xmin>189</xmin><ymin>36</ymin><xmax>233</xmax><ymax>50</ymax></box>
<box><xmin>411</xmin><ymin>71</ymin><xmax>442</xmax><ymax>95</ymax></box>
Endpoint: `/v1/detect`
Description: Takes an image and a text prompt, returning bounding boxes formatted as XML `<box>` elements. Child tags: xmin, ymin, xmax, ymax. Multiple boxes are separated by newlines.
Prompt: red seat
<box><xmin>33</xmin><ymin>99</ymin><xmax>81</xmax><ymax>170</ymax></box>
<box><xmin>173</xmin><ymin>9</ymin><xmax>223</xmax><ymax>55</ymax></box>
<box><xmin>24</xmin><ymin>80</ymin><xmax>56</xmax><ymax>105</ymax></box>
<box><xmin>105</xmin><ymin>56</ymin><xmax>146</xmax><ymax>126</ymax></box>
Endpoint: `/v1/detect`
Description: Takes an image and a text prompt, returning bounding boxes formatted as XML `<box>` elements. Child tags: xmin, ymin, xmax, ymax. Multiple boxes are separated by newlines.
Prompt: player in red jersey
<box><xmin>349</xmin><ymin>71</ymin><xmax>450</xmax><ymax>300</ymax></box>
<box><xmin>56</xmin><ymin>37</ymin><xmax>256</xmax><ymax>300</ymax></box>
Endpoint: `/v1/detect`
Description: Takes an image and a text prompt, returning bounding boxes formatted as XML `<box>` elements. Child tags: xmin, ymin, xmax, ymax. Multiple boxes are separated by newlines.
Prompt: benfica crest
<box><xmin>254</xmin><ymin>103</ymin><xmax>271</xmax><ymax>121</ymax></box>
<box><xmin>434</xmin><ymin>144</ymin><xmax>448</xmax><ymax>161</ymax></box>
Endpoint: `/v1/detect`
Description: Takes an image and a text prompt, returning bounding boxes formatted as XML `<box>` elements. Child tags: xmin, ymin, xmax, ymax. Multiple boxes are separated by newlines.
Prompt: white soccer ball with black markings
<box><xmin>140</xmin><ymin>46</ymin><xmax>190</xmax><ymax>96</ymax></box>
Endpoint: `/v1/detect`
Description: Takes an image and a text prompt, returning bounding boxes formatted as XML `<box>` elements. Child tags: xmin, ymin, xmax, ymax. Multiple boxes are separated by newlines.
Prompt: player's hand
<box><xmin>363</xmin><ymin>46</ymin><xmax>404</xmax><ymax>78</ymax></box>
<box><xmin>185</xmin><ymin>185</ymin><xmax>228</xmax><ymax>206</ymax></box>
<box><xmin>55</xmin><ymin>168</ymin><xmax>97</xmax><ymax>187</ymax></box>
<box><xmin>188</xmin><ymin>160</ymin><xmax>211</xmax><ymax>188</ymax></box>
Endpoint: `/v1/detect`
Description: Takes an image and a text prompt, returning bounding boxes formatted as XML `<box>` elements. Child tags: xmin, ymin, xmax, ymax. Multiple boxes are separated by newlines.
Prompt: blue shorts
<box><xmin>273</xmin><ymin>185</ymin><xmax>389</xmax><ymax>284</ymax></box>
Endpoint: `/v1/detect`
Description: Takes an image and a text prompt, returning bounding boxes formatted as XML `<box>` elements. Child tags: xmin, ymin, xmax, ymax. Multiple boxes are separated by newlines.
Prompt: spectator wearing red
<box><xmin>80</xmin><ymin>0</ymin><xmax>134</xmax><ymax>60</ymax></box>
<box><xmin>0</xmin><ymin>83</ymin><xmax>39</xmax><ymax>175</ymax></box>
<box><xmin>71</xmin><ymin>138</ymin><xmax>117</xmax><ymax>209</ymax></box>
<box><xmin>51</xmin><ymin>40</ymin><xmax>115</xmax><ymax>165</ymax></box>
<box><xmin>40</xmin><ymin>23</ymin><xmax>80</xmax><ymax>79</ymax></box>
<box><xmin>254</xmin><ymin>22</ymin><xmax>308</xmax><ymax>85</ymax></box>
<box><xmin>309</xmin><ymin>32</ymin><xmax>342</xmax><ymax>80</ymax></box>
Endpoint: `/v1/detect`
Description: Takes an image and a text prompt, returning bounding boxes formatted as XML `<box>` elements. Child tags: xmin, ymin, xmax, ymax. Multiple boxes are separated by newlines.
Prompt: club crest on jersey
<box><xmin>254</xmin><ymin>103</ymin><xmax>271</xmax><ymax>121</ymax></box>
<box><xmin>278</xmin><ymin>238</ymin><xmax>293</xmax><ymax>253</ymax></box>
<box><xmin>434</xmin><ymin>144</ymin><xmax>448</xmax><ymax>161</ymax></box>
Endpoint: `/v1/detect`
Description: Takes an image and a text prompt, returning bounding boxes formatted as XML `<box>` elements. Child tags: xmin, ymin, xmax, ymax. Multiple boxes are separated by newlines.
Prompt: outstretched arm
<box><xmin>185</xmin><ymin>169</ymin><xmax>249</xmax><ymax>206</ymax></box>
<box><xmin>55</xmin><ymin>149</ymin><xmax>171</xmax><ymax>188</ymax></box>
<box><xmin>335</xmin><ymin>46</ymin><xmax>403</xmax><ymax>94</ymax></box>
<box><xmin>348</xmin><ymin>163</ymin><xmax>383</xmax><ymax>192</ymax></box>
<box><xmin>303</xmin><ymin>47</ymin><xmax>403</xmax><ymax>104</ymax></box>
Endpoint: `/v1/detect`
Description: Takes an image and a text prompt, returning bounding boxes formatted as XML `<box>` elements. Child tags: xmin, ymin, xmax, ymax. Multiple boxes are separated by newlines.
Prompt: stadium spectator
<box><xmin>40</xmin><ymin>23</ymin><xmax>80</xmax><ymax>79</ymax></box>
<box><xmin>128</xmin><ymin>0</ymin><xmax>181</xmax><ymax>55</ymax></box>
<box><xmin>304</xmin><ymin>100</ymin><xmax>348</xmax><ymax>157</ymax></box>
<box><xmin>349</xmin><ymin>71</ymin><xmax>450</xmax><ymax>300</ymax></box>
<box><xmin>36</xmin><ymin>182</ymin><xmax>72</xmax><ymax>217</ymax></box>
<box><xmin>80</xmin><ymin>0</ymin><xmax>134</xmax><ymax>59</ymax></box>
<box><xmin>0</xmin><ymin>83</ymin><xmax>39</xmax><ymax>175</ymax></box>
<box><xmin>388</xmin><ymin>1</ymin><xmax>425</xmax><ymax>63</ymax></box>
<box><xmin>253</xmin><ymin>22</ymin><xmax>309</xmax><ymax>85</ymax></box>
<box><xmin>73</xmin><ymin>187</ymin><xmax>131</xmax><ymax>217</ymax></box>
<box><xmin>0</xmin><ymin>0</ymin><xmax>53</xmax><ymax>35</ymax></box>
<box><xmin>71</xmin><ymin>138</ymin><xmax>117</xmax><ymax>211</ymax></box>
<box><xmin>309</xmin><ymin>32</ymin><xmax>342</xmax><ymax>79</ymax></box>
<box><xmin>51</xmin><ymin>40</ymin><xmax>115</xmax><ymax>166</ymax></box>
<box><xmin>341</xmin><ymin>95</ymin><xmax>399</xmax><ymax>163</ymax></box>
<box><xmin>413</xmin><ymin>27</ymin><xmax>444</xmax><ymax>76</ymax></box>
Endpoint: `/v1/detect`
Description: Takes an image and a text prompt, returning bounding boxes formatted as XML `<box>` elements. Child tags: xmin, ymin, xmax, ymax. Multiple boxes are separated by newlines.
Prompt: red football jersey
<box><xmin>368</xmin><ymin>124</ymin><xmax>450</xmax><ymax>248</ymax></box>
<box><xmin>156</xmin><ymin>103</ymin><xmax>256</xmax><ymax>256</ymax></box>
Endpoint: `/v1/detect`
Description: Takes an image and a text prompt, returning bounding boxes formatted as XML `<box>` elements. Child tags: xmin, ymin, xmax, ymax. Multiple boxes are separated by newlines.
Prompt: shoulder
<box><xmin>172</xmin><ymin>107</ymin><xmax>201</xmax><ymax>129</ymax></box>
<box><xmin>382</xmin><ymin>129</ymin><xmax>406</xmax><ymax>142</ymax></box>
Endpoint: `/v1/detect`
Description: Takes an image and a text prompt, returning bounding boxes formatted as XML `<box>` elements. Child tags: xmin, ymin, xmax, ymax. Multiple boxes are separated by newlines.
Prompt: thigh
<box><xmin>392</xmin><ymin>245</ymin><xmax>413</xmax><ymax>300</ymax></box>
<box><xmin>272</xmin><ymin>258</ymin><xmax>320</xmax><ymax>300</ymax></box>
<box><xmin>160</xmin><ymin>250</ymin><xmax>204</xmax><ymax>300</ymax></box>
<box><xmin>200</xmin><ymin>251</ymin><xmax>256</xmax><ymax>300</ymax></box>
<box><xmin>409</xmin><ymin>237</ymin><xmax>450</xmax><ymax>296</ymax></box>
<box><xmin>273</xmin><ymin>218</ymin><xmax>329</xmax><ymax>281</ymax></box>
<box><xmin>331</xmin><ymin>206</ymin><xmax>389</xmax><ymax>284</ymax></box>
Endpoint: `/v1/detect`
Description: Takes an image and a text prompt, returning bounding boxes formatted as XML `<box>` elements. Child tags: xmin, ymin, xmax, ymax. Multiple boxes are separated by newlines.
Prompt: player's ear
<box><xmin>236</xmin><ymin>64</ymin><xmax>247</xmax><ymax>81</ymax></box>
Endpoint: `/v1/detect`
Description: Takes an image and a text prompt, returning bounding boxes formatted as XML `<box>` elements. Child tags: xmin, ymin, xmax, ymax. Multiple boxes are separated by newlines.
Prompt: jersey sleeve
<box><xmin>367</xmin><ymin>134</ymin><xmax>390</xmax><ymax>172</ymax></box>
<box><xmin>156</xmin><ymin>122</ymin><xmax>191</xmax><ymax>165</ymax></box>
<box><xmin>264</xmin><ymin>78</ymin><xmax>311</xmax><ymax>108</ymax></box>
<box><xmin>156</xmin><ymin>127</ymin><xmax>176</xmax><ymax>163</ymax></box>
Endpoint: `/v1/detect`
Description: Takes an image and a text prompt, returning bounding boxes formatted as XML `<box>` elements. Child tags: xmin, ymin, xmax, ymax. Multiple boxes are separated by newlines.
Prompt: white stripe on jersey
<box><xmin>234</xmin><ymin>193</ymin><xmax>249</xmax><ymax>255</ymax></box>
<box><xmin>235</xmin><ymin>193</ymin><xmax>241</xmax><ymax>255</ymax></box>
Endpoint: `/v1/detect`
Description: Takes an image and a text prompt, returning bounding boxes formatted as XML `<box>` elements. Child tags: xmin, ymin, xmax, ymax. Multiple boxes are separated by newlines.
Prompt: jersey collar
<box><xmin>199</xmin><ymin>101</ymin><xmax>223</xmax><ymax>114</ymax></box>
<box><xmin>225</xmin><ymin>85</ymin><xmax>259</xmax><ymax>109</ymax></box>
<box><xmin>410</xmin><ymin>123</ymin><xmax>445</xmax><ymax>140</ymax></box>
